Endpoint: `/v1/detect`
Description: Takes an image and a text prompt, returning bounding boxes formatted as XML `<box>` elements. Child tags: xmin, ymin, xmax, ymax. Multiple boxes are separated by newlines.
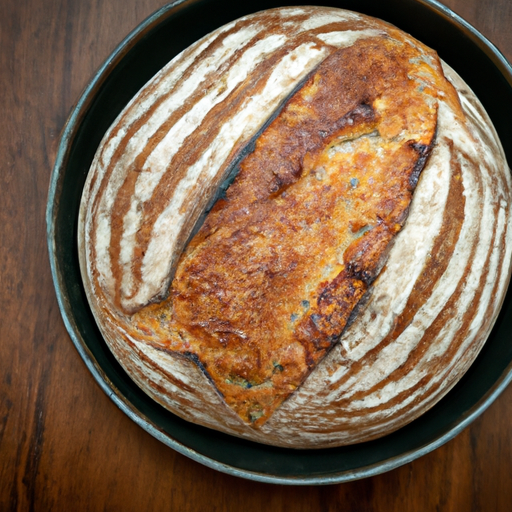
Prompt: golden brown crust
<box><xmin>79</xmin><ymin>7</ymin><xmax>512</xmax><ymax>447</ymax></box>
<box><xmin>133</xmin><ymin>36</ymin><xmax>441</xmax><ymax>425</ymax></box>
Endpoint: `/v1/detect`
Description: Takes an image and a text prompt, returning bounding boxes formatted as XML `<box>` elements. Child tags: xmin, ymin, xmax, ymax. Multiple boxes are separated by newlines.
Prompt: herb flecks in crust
<box><xmin>134</xmin><ymin>37</ymin><xmax>444</xmax><ymax>427</ymax></box>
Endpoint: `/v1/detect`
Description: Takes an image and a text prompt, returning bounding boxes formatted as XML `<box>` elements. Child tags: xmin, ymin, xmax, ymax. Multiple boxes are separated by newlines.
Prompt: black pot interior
<box><xmin>47</xmin><ymin>0</ymin><xmax>512</xmax><ymax>484</ymax></box>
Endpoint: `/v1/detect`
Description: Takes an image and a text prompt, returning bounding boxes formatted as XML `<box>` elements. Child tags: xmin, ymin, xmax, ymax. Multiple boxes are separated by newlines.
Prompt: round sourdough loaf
<box><xmin>78</xmin><ymin>6</ymin><xmax>512</xmax><ymax>448</ymax></box>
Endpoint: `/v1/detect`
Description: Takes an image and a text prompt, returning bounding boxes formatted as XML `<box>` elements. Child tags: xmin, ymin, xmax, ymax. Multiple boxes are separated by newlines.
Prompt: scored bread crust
<box><xmin>78</xmin><ymin>7</ymin><xmax>512</xmax><ymax>448</ymax></box>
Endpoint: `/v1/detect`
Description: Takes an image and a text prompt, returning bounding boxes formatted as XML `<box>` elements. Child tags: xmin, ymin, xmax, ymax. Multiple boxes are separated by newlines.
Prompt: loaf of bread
<box><xmin>78</xmin><ymin>6</ymin><xmax>512</xmax><ymax>448</ymax></box>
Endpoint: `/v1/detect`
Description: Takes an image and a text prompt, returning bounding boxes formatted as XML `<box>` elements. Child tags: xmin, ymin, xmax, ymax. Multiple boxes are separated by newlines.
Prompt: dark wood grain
<box><xmin>1</xmin><ymin>0</ymin><xmax>511</xmax><ymax>510</ymax></box>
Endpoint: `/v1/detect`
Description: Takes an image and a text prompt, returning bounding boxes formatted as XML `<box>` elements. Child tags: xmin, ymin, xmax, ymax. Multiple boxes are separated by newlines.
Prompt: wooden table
<box><xmin>1</xmin><ymin>0</ymin><xmax>511</xmax><ymax>510</ymax></box>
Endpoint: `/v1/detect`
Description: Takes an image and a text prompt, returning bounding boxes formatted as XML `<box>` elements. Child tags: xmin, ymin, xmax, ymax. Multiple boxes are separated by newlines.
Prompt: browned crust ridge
<box><xmin>133</xmin><ymin>36</ymin><xmax>442</xmax><ymax>426</ymax></box>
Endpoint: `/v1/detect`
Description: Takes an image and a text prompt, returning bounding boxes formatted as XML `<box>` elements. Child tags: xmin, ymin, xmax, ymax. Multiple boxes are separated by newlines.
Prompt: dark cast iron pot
<box><xmin>47</xmin><ymin>0</ymin><xmax>512</xmax><ymax>484</ymax></box>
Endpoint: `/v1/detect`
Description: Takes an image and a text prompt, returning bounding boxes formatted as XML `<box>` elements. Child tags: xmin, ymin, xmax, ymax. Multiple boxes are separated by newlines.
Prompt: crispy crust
<box><xmin>136</xmin><ymin>37</ymin><xmax>440</xmax><ymax>425</ymax></box>
<box><xmin>78</xmin><ymin>7</ymin><xmax>512</xmax><ymax>447</ymax></box>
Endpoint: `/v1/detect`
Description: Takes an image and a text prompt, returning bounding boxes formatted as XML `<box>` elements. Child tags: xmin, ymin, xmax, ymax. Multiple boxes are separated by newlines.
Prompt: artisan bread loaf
<box><xmin>78</xmin><ymin>6</ymin><xmax>512</xmax><ymax>448</ymax></box>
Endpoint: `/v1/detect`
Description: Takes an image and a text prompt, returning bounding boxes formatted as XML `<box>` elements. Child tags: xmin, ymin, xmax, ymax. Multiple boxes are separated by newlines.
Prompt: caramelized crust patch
<box><xmin>134</xmin><ymin>37</ymin><xmax>443</xmax><ymax>426</ymax></box>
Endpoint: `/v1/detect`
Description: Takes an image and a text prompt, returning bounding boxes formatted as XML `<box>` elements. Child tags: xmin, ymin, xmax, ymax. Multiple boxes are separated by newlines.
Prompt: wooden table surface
<box><xmin>1</xmin><ymin>0</ymin><xmax>512</xmax><ymax>510</ymax></box>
